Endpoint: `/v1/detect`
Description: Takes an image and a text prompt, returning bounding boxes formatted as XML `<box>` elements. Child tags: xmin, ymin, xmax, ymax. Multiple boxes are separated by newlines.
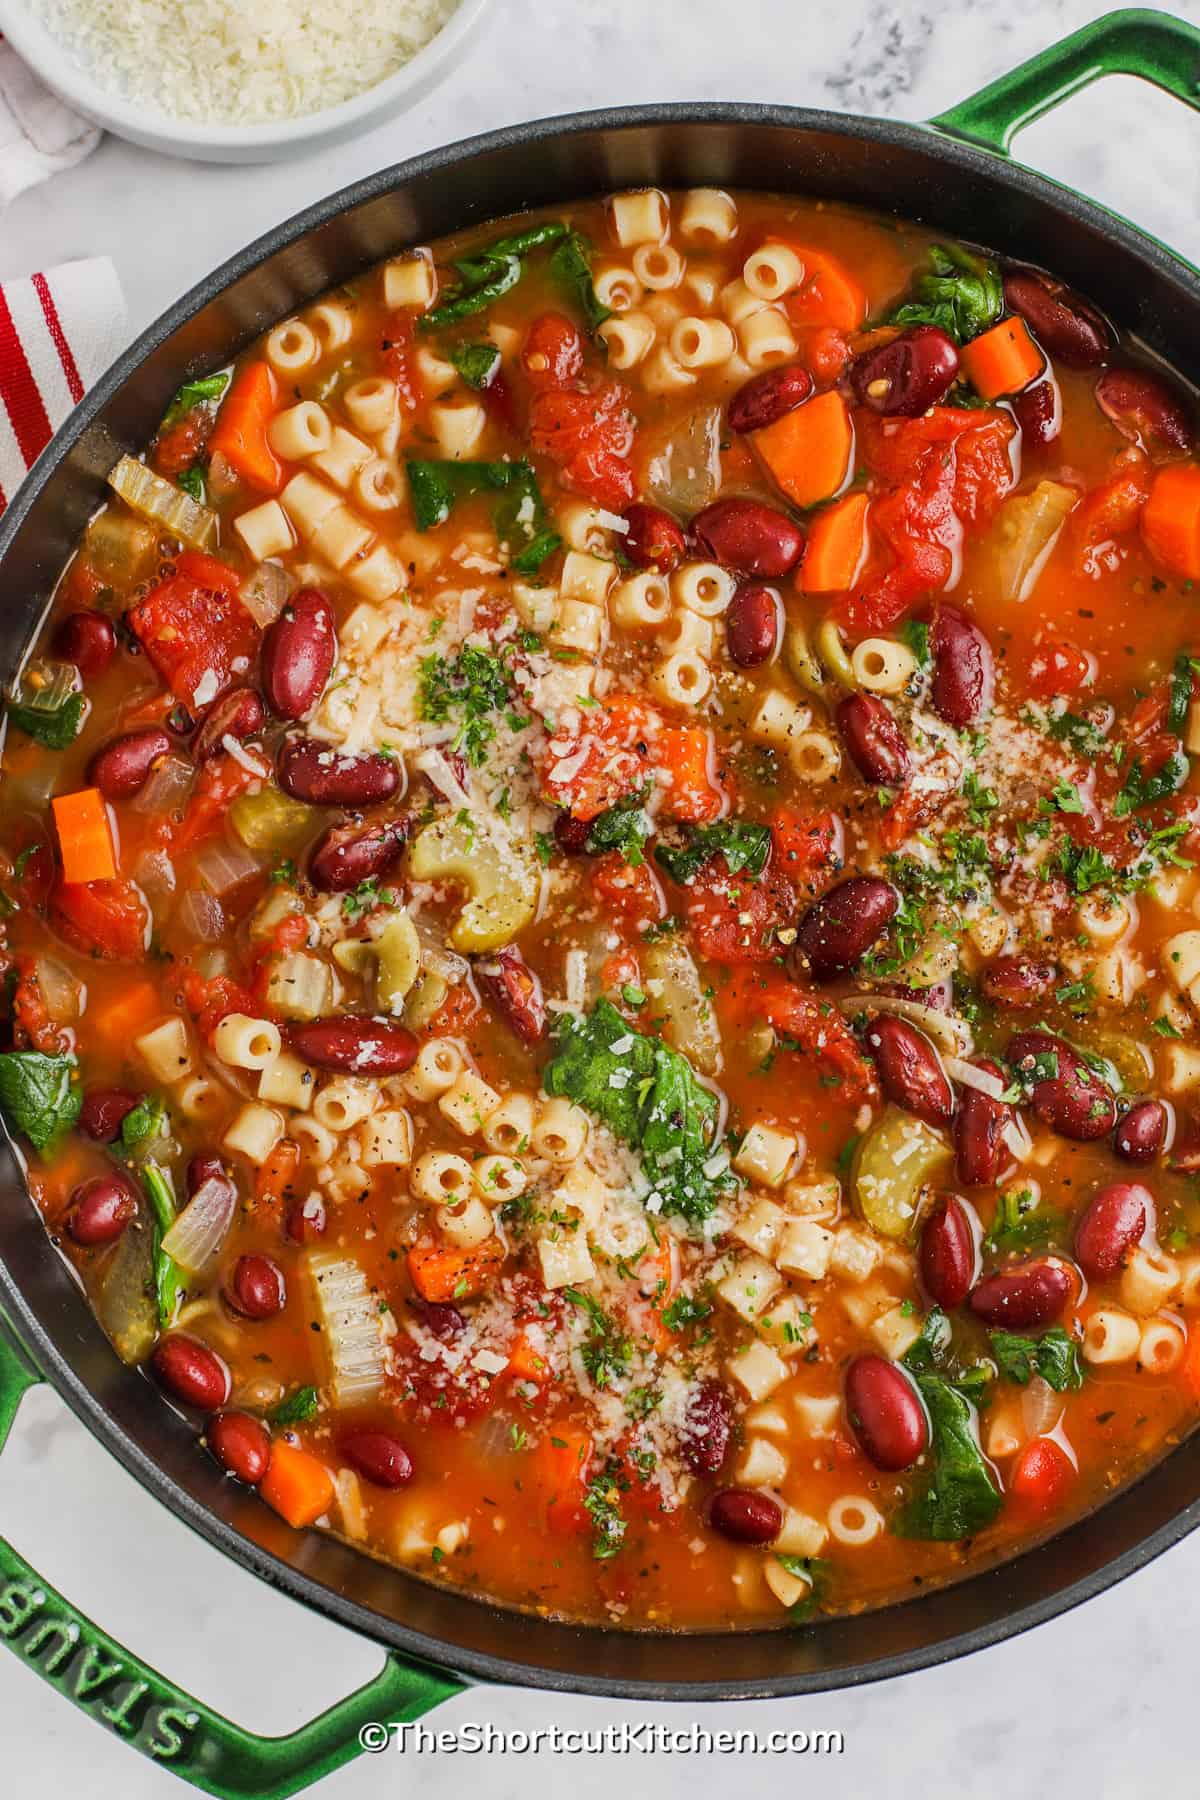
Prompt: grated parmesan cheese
<box><xmin>31</xmin><ymin>0</ymin><xmax>459</xmax><ymax>125</ymax></box>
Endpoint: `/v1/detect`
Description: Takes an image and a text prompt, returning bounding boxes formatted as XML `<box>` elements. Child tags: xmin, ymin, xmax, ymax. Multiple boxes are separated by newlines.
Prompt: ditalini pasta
<box><xmin>12</xmin><ymin>185</ymin><xmax>1200</xmax><ymax>1633</ymax></box>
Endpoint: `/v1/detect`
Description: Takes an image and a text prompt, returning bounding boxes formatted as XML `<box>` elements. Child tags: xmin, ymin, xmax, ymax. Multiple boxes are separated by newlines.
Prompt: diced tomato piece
<box><xmin>183</xmin><ymin>973</ymin><xmax>258</xmax><ymax>1041</ymax></box>
<box><xmin>51</xmin><ymin>878</ymin><xmax>150</xmax><ymax>962</ymax></box>
<box><xmin>11</xmin><ymin>958</ymin><xmax>68</xmax><ymax>1054</ymax></box>
<box><xmin>1027</xmin><ymin>639</ymin><xmax>1092</xmax><ymax>698</ymax></box>
<box><xmin>735</xmin><ymin>968</ymin><xmax>878</xmax><ymax>1100</ymax></box>
<box><xmin>535</xmin><ymin>1424</ymin><xmax>595</xmax><ymax>1534</ymax></box>
<box><xmin>127</xmin><ymin>552</ymin><xmax>259</xmax><ymax>714</ymax></box>
<box><xmin>658</xmin><ymin>725</ymin><xmax>727</xmax><ymax>824</ymax></box>
<box><xmin>879</xmin><ymin>785</ymin><xmax>945</xmax><ymax>852</ymax></box>
<box><xmin>683</xmin><ymin>855</ymin><xmax>794</xmax><ymax>965</ymax></box>
<box><xmin>1073</xmin><ymin>451</ymin><xmax>1152</xmax><ymax>560</ymax></box>
<box><xmin>426</xmin><ymin>980</ymin><xmax>483</xmax><ymax>1038</ymax></box>
<box><xmin>1010</xmin><ymin>1437</ymin><xmax>1075</xmax><ymax>1512</ymax></box>
<box><xmin>591</xmin><ymin>852</ymin><xmax>665</xmax><ymax>926</ymax></box>
<box><xmin>380</xmin><ymin>313</ymin><xmax>420</xmax><ymax>412</ymax></box>
<box><xmin>542</xmin><ymin>693</ymin><xmax>660</xmax><ymax>822</ymax></box>
<box><xmin>530</xmin><ymin>380</ymin><xmax>635</xmax><ymax>510</ymax></box>
<box><xmin>770</xmin><ymin>807</ymin><xmax>843</xmax><ymax>896</ymax></box>
<box><xmin>521</xmin><ymin>312</ymin><xmax>585</xmax><ymax>390</ymax></box>
<box><xmin>167</xmin><ymin>752</ymin><xmax>258</xmax><ymax>853</ymax></box>
<box><xmin>599</xmin><ymin>944</ymin><xmax>642</xmax><ymax>995</ymax></box>
<box><xmin>65</xmin><ymin>557</ymin><xmax>107</xmax><ymax>608</ymax></box>
<box><xmin>794</xmin><ymin>324</ymin><xmax>851</xmax><ymax>385</ymax></box>
<box><xmin>152</xmin><ymin>409</ymin><xmax>214</xmax><ymax>478</ymax></box>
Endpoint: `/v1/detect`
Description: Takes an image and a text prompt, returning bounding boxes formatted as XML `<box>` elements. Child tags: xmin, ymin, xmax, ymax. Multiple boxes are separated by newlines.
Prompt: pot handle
<box><xmin>0</xmin><ymin>1318</ymin><xmax>463</xmax><ymax>1798</ymax></box>
<box><xmin>930</xmin><ymin>8</ymin><xmax>1200</xmax><ymax>153</ymax></box>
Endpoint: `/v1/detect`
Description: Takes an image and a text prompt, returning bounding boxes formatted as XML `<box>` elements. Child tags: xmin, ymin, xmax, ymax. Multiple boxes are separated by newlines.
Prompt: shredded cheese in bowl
<box><xmin>28</xmin><ymin>0</ymin><xmax>461</xmax><ymax>125</ymax></box>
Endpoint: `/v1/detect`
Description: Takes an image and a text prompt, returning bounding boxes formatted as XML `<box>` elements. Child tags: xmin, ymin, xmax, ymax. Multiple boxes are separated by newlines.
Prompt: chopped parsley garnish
<box><xmin>563</xmin><ymin>1287</ymin><xmax>632</xmax><ymax>1390</ymax></box>
<box><xmin>269</xmin><ymin>1385</ymin><xmax>320</xmax><ymax>1425</ymax></box>
<box><xmin>899</xmin><ymin>618</ymin><xmax>930</xmax><ymax>669</ymax></box>
<box><xmin>654</xmin><ymin>820</ymin><xmax>772</xmax><ymax>886</ymax></box>
<box><xmin>1042</xmin><ymin>708</ymin><xmax>1109</xmax><ymax>760</ymax></box>
<box><xmin>583</xmin><ymin>1458</ymin><xmax>628</xmax><ymax>1559</ymax></box>
<box><xmin>983</xmin><ymin>1187</ymin><xmax>1067</xmax><ymax>1253</ymax></box>
<box><xmin>586</xmin><ymin>790</ymin><xmax>653</xmax><ymax>865</ymax></box>
<box><xmin>418</xmin><ymin>643</ymin><xmax>516</xmax><ymax>767</ymax></box>
<box><xmin>962</xmin><ymin>769</ymin><xmax>998</xmax><ymax>823</ymax></box>
<box><xmin>661</xmin><ymin>1291</ymin><xmax>713</xmax><ymax>1333</ymax></box>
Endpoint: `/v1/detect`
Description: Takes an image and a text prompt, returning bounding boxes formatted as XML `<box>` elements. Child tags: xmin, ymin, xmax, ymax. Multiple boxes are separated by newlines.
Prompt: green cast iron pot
<box><xmin>2</xmin><ymin>10</ymin><xmax>1200</xmax><ymax>1794</ymax></box>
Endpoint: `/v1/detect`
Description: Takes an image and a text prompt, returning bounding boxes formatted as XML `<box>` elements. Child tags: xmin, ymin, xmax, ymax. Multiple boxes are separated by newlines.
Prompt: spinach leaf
<box><xmin>141</xmin><ymin>1163</ymin><xmax>185</xmax><ymax>1329</ymax></box>
<box><xmin>176</xmin><ymin>465</ymin><xmax>206</xmax><ymax>504</ymax></box>
<box><xmin>888</xmin><ymin>243</ymin><xmax>1003</xmax><ymax>346</ymax></box>
<box><xmin>6</xmin><ymin>692</ymin><xmax>85</xmax><ymax>750</ymax></box>
<box><xmin>989</xmin><ymin>1326</ymin><xmax>1083</xmax><ymax>1393</ymax></box>
<box><xmin>162</xmin><ymin>372</ymin><xmax>229</xmax><ymax>427</ymax></box>
<box><xmin>550</xmin><ymin>231</ymin><xmax>612</xmax><ymax>334</ymax></box>
<box><xmin>452</xmin><ymin>221</ymin><xmax>568</xmax><ymax>287</ymax></box>
<box><xmin>0</xmin><ymin>1052</ymin><xmax>81</xmax><ymax>1152</ymax></box>
<box><xmin>1168</xmin><ymin>652</ymin><xmax>1196</xmax><ymax>736</ymax></box>
<box><xmin>510</xmin><ymin>528</ymin><xmax>562</xmax><ymax>575</ymax></box>
<box><xmin>892</xmin><ymin>1372</ymin><xmax>1002</xmax><ymax>1541</ymax></box>
<box><xmin>776</xmin><ymin>1554</ymin><xmax>832</xmax><ymax>1622</ymax></box>
<box><xmin>1112</xmin><ymin>747</ymin><xmax>1189</xmax><ymax>818</ymax></box>
<box><xmin>449</xmin><ymin>343</ymin><xmax>502</xmax><ymax>389</ymax></box>
<box><xmin>120</xmin><ymin>1094</ymin><xmax>167</xmax><ymax>1153</ymax></box>
<box><xmin>983</xmin><ymin>1186</ymin><xmax>1067</xmax><ymax>1254</ymax></box>
<box><xmin>421</xmin><ymin>255</ymin><xmax>523</xmax><ymax>331</ymax></box>
<box><xmin>544</xmin><ymin>1000</ymin><xmax>731</xmax><ymax>1226</ymax></box>
<box><xmin>654</xmin><ymin>821</ymin><xmax>772</xmax><ymax>886</ymax></box>
<box><xmin>406</xmin><ymin>458</ymin><xmax>561</xmax><ymax>567</ymax></box>
<box><xmin>587</xmin><ymin>791</ymin><xmax>653</xmax><ymax>865</ymax></box>
<box><xmin>902</xmin><ymin>1306</ymin><xmax>951</xmax><ymax>1372</ymax></box>
<box><xmin>269</xmin><ymin>1384</ymin><xmax>320</xmax><ymax>1425</ymax></box>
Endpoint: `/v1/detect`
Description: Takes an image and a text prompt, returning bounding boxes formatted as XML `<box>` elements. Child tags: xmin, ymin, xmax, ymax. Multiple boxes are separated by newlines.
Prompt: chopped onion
<box><xmin>1003</xmin><ymin>1112</ymin><xmax>1034</xmax><ymax>1161</ymax></box>
<box><xmin>943</xmin><ymin>1057</ymin><xmax>1008</xmax><ymax>1101</ymax></box>
<box><xmin>1021</xmin><ymin>1375</ymin><xmax>1062</xmax><ymax>1443</ymax></box>
<box><xmin>412</xmin><ymin>913</ymin><xmax>468</xmax><ymax>985</ymax></box>
<box><xmin>839</xmin><ymin>993</ymin><xmax>971</xmax><ymax>1057</ymax></box>
<box><xmin>178</xmin><ymin>887</ymin><xmax>226</xmax><ymax>942</ymax></box>
<box><xmin>13</xmin><ymin>658</ymin><xmax>79</xmax><ymax>713</ymax></box>
<box><xmin>195</xmin><ymin>946</ymin><xmax>230</xmax><ymax>981</ymax></box>
<box><xmin>646</xmin><ymin>404</ymin><xmax>723</xmax><ymax>515</ymax></box>
<box><xmin>108</xmin><ymin>454</ymin><xmax>216</xmax><ymax>551</ymax></box>
<box><xmin>161</xmin><ymin>1174</ymin><xmax>237</xmax><ymax>1274</ymax></box>
<box><xmin>240</xmin><ymin>560</ymin><xmax>294</xmax><ymax>627</ymax></box>
<box><xmin>35</xmin><ymin>955</ymin><xmax>81</xmax><ymax>1024</ymax></box>
<box><xmin>306</xmin><ymin>1251</ymin><xmax>386</xmax><ymax>1406</ymax></box>
<box><xmin>415</xmin><ymin>747</ymin><xmax>472</xmax><ymax>808</ymax></box>
<box><xmin>133</xmin><ymin>754</ymin><xmax>195</xmax><ymax>816</ymax></box>
<box><xmin>194</xmin><ymin>839</ymin><xmax>264</xmax><ymax>897</ymax></box>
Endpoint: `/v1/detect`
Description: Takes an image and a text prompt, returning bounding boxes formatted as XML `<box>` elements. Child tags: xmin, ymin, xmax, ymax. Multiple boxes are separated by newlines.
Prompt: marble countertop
<box><xmin>4</xmin><ymin>0</ymin><xmax>1200</xmax><ymax>1792</ymax></box>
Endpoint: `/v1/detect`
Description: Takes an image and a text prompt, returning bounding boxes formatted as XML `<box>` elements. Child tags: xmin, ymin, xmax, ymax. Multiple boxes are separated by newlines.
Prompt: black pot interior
<box><xmin>3</xmin><ymin>106</ymin><xmax>1200</xmax><ymax>1698</ymax></box>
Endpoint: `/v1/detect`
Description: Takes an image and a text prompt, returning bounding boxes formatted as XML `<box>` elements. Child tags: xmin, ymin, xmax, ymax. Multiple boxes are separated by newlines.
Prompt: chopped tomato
<box><xmin>683</xmin><ymin>855</ymin><xmax>794</xmax><ymax>964</ymax></box>
<box><xmin>65</xmin><ymin>557</ymin><xmax>107</xmax><ymax>608</ymax></box>
<box><xmin>51</xmin><ymin>878</ymin><xmax>150</xmax><ymax>962</ymax></box>
<box><xmin>599</xmin><ymin>944</ymin><xmax>641</xmax><ymax>995</ymax></box>
<box><xmin>542</xmin><ymin>693</ymin><xmax>659</xmax><ymax>822</ymax></box>
<box><xmin>794</xmin><ymin>324</ymin><xmax>851</xmax><ymax>384</ymax></box>
<box><xmin>380</xmin><ymin>313</ymin><xmax>420</xmax><ymax>412</ymax></box>
<box><xmin>427</xmin><ymin>981</ymin><xmax>483</xmax><ymax>1037</ymax></box>
<box><xmin>1009</xmin><ymin>1437</ymin><xmax>1075</xmax><ymax>1512</ymax></box>
<box><xmin>535</xmin><ymin>1424</ymin><xmax>595</xmax><ymax>1534</ymax></box>
<box><xmin>731</xmin><ymin>967</ymin><xmax>878</xmax><ymax>1100</ymax></box>
<box><xmin>183</xmin><ymin>972</ymin><xmax>258</xmax><ymax>1041</ymax></box>
<box><xmin>658</xmin><ymin>725</ymin><xmax>727</xmax><ymax>824</ymax></box>
<box><xmin>271</xmin><ymin>913</ymin><xmax>309</xmax><ymax>953</ymax></box>
<box><xmin>1027</xmin><ymin>639</ymin><xmax>1092</xmax><ymax>698</ymax></box>
<box><xmin>879</xmin><ymin>785</ymin><xmax>945</xmax><ymax>852</ymax></box>
<box><xmin>127</xmin><ymin>552</ymin><xmax>260</xmax><ymax>714</ymax></box>
<box><xmin>591</xmin><ymin>851</ymin><xmax>665</xmax><ymax>926</ymax></box>
<box><xmin>771</xmin><ymin>807</ymin><xmax>843</xmax><ymax>897</ymax></box>
<box><xmin>529</xmin><ymin>379</ymin><xmax>635</xmax><ymax>510</ymax></box>
<box><xmin>11</xmin><ymin>959</ymin><xmax>68</xmax><ymax>1054</ymax></box>
<box><xmin>521</xmin><ymin>312</ymin><xmax>585</xmax><ymax>390</ymax></box>
<box><xmin>1072</xmin><ymin>450</ymin><xmax>1152</xmax><ymax>562</ymax></box>
<box><xmin>167</xmin><ymin>753</ymin><xmax>258</xmax><ymax>853</ymax></box>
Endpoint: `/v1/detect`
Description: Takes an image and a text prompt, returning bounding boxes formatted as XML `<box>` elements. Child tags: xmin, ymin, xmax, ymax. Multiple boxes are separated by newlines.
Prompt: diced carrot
<box><xmin>507</xmin><ymin>1330</ymin><xmax>551</xmax><ymax>1384</ymax></box>
<box><xmin>208</xmin><ymin>362</ymin><xmax>282</xmax><ymax>494</ymax></box>
<box><xmin>256</xmin><ymin>1138</ymin><xmax>300</xmax><ymax>1214</ymax></box>
<box><xmin>960</xmin><ymin>317</ymin><xmax>1044</xmax><ymax>401</ymax></box>
<box><xmin>799</xmin><ymin>490</ymin><xmax>871</xmax><ymax>592</ymax></box>
<box><xmin>657</xmin><ymin>724</ymin><xmax>724</xmax><ymax>824</ymax></box>
<box><xmin>535</xmin><ymin>1423</ymin><xmax>594</xmax><ymax>1534</ymax></box>
<box><xmin>1142</xmin><ymin>461</ymin><xmax>1200</xmax><ymax>580</ymax></box>
<box><xmin>752</xmin><ymin>391</ymin><xmax>853</xmax><ymax>509</ymax></box>
<box><xmin>91</xmin><ymin>981</ymin><xmax>162</xmax><ymax>1045</ymax></box>
<box><xmin>780</xmin><ymin>246</ymin><xmax>867</xmax><ymax>331</ymax></box>
<box><xmin>1009</xmin><ymin>1437</ymin><xmax>1075</xmax><ymax>1512</ymax></box>
<box><xmin>52</xmin><ymin>789</ymin><xmax>117</xmax><ymax>885</ymax></box>
<box><xmin>408</xmin><ymin>1234</ymin><xmax>506</xmax><ymax>1303</ymax></box>
<box><xmin>259</xmin><ymin>1439</ymin><xmax>335</xmax><ymax>1529</ymax></box>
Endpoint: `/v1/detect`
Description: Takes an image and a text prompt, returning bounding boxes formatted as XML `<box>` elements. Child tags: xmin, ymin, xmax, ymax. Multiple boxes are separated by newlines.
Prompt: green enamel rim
<box><xmin>4</xmin><ymin>9</ymin><xmax>1200</xmax><ymax>1793</ymax></box>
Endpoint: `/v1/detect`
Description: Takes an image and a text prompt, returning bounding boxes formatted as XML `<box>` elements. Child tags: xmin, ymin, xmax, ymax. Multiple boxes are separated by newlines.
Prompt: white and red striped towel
<box><xmin>0</xmin><ymin>257</ymin><xmax>127</xmax><ymax>514</ymax></box>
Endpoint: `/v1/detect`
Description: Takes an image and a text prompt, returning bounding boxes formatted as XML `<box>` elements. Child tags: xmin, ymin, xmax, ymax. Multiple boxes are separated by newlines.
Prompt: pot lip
<box><xmin>5</xmin><ymin>95</ymin><xmax>1200</xmax><ymax>1696</ymax></box>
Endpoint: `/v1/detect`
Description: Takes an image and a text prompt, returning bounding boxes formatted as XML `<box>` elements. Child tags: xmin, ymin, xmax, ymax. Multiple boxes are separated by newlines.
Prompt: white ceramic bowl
<box><xmin>0</xmin><ymin>0</ymin><xmax>490</xmax><ymax>163</ymax></box>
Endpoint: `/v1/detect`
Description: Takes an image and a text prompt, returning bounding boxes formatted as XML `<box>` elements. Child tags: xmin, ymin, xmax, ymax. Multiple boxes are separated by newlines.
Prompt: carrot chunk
<box><xmin>960</xmin><ymin>317</ymin><xmax>1044</xmax><ymax>401</ymax></box>
<box><xmin>91</xmin><ymin>981</ymin><xmax>162</xmax><ymax>1044</ymax></box>
<box><xmin>799</xmin><ymin>490</ymin><xmax>871</xmax><ymax>592</ymax></box>
<box><xmin>52</xmin><ymin>788</ymin><xmax>116</xmax><ymax>884</ymax></box>
<box><xmin>1142</xmin><ymin>461</ymin><xmax>1200</xmax><ymax>580</ymax></box>
<box><xmin>208</xmin><ymin>362</ymin><xmax>282</xmax><ymax>494</ymax></box>
<box><xmin>260</xmin><ymin>1439</ymin><xmax>335</xmax><ymax>1529</ymax></box>
<box><xmin>657</xmin><ymin>724</ymin><xmax>724</xmax><ymax>824</ymax></box>
<box><xmin>408</xmin><ymin>1235</ymin><xmax>505</xmax><ymax>1303</ymax></box>
<box><xmin>781</xmin><ymin>246</ymin><xmax>867</xmax><ymax>331</ymax></box>
<box><xmin>752</xmin><ymin>391</ymin><xmax>853</xmax><ymax>509</ymax></box>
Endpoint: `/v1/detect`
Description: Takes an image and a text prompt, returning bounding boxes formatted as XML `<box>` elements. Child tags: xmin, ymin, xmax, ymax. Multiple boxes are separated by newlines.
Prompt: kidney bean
<box><xmin>954</xmin><ymin>1059</ymin><xmax>1013</xmax><ymax>1188</ymax></box>
<box><xmin>287</xmin><ymin>1192</ymin><xmax>327</xmax><ymax>1243</ymax></box>
<box><xmin>407</xmin><ymin>1296</ymin><xmax>466</xmax><ymax>1340</ymax></box>
<box><xmin>678</xmin><ymin>1379</ymin><xmax>732</xmax><ymax>1477</ymax></box>
<box><xmin>691</xmin><ymin>498</ymin><xmax>805</xmax><ymax>578</ymax></box>
<box><xmin>876</xmin><ymin>976</ymin><xmax>953</xmax><ymax>1013</ymax></box>
<box><xmin>622</xmin><ymin>503</ymin><xmax>687</xmax><ymax>572</ymax></box>
<box><xmin>863</xmin><ymin>1016</ymin><xmax>953</xmax><ymax>1127</ymax></box>
<box><xmin>54</xmin><ymin>609</ymin><xmax>116</xmax><ymax>678</ymax></box>
<box><xmin>1011</xmin><ymin>376</ymin><xmax>1062</xmax><ymax>449</ymax></box>
<box><xmin>279</xmin><ymin>738</ymin><xmax>400</xmax><ymax>808</ymax></box>
<box><xmin>261</xmin><ymin>587</ymin><xmax>337</xmax><ymax>720</ymax></box>
<box><xmin>980</xmin><ymin>956</ymin><xmax>1058</xmax><ymax>1009</ymax></box>
<box><xmin>727</xmin><ymin>362</ymin><xmax>814</xmax><ymax>434</ymax></box>
<box><xmin>191</xmin><ymin>686</ymin><xmax>265</xmax><ymax>763</ymax></box>
<box><xmin>836</xmin><ymin>692</ymin><xmax>910</xmax><ymax>786</ymax></box>
<box><xmin>553</xmin><ymin>811</ymin><xmax>592</xmax><ymax>855</ymax></box>
<box><xmin>151</xmin><ymin>1334</ymin><xmax>231</xmax><ymax>1409</ymax></box>
<box><xmin>341</xmin><ymin>1432</ymin><xmax>414</xmax><ymax>1489</ymax></box>
<box><xmin>474</xmin><ymin>945</ymin><xmax>546</xmax><ymax>1046</ymax></box>
<box><xmin>1115</xmin><ymin>1099</ymin><xmax>1168</xmax><ymax>1166</ymax></box>
<box><xmin>1073</xmin><ymin>1181</ymin><xmax>1151</xmax><ymax>1282</ymax></box>
<box><xmin>228</xmin><ymin>1253</ymin><xmax>286</xmax><ymax>1320</ymax></box>
<box><xmin>1006</xmin><ymin>1030</ymin><xmax>1118</xmax><ymax>1141</ymax></box>
<box><xmin>79</xmin><ymin>1087</ymin><xmax>140</xmax><ymax>1142</ymax></box>
<box><xmin>67</xmin><ymin>1172</ymin><xmax>137</xmax><ymax>1245</ymax></box>
<box><xmin>288</xmin><ymin>1017</ymin><xmax>418</xmax><ymax>1074</ymax></box>
<box><xmin>1002</xmin><ymin>269</ymin><xmax>1111</xmax><ymax>368</ymax></box>
<box><xmin>920</xmin><ymin>1195</ymin><xmax>978</xmax><ymax>1311</ymax></box>
<box><xmin>187</xmin><ymin>1152</ymin><xmax>228</xmax><ymax>1197</ymax></box>
<box><xmin>726</xmin><ymin>583</ymin><xmax>781</xmax><ymax>667</ymax></box>
<box><xmin>208</xmin><ymin>1410</ymin><xmax>270</xmax><ymax>1485</ymax></box>
<box><xmin>791</xmin><ymin>876</ymin><xmax>898</xmax><ymax>981</ymax></box>
<box><xmin>308</xmin><ymin>817</ymin><xmax>411</xmax><ymax>892</ymax></box>
<box><xmin>844</xmin><ymin>1355</ymin><xmax>929</xmax><ymax>1470</ymax></box>
<box><xmin>89</xmin><ymin>727</ymin><xmax>174</xmax><ymax>800</ymax></box>
<box><xmin>930</xmin><ymin>604</ymin><xmax>994</xmax><ymax>727</ymax></box>
<box><xmin>849</xmin><ymin>324</ymin><xmax>959</xmax><ymax>418</ymax></box>
<box><xmin>969</xmin><ymin>1259</ymin><xmax>1072</xmax><ymax>1329</ymax></box>
<box><xmin>1095</xmin><ymin>365</ymin><xmax>1194</xmax><ymax>460</ymax></box>
<box><xmin>709</xmin><ymin>1488</ymin><xmax>782</xmax><ymax>1546</ymax></box>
